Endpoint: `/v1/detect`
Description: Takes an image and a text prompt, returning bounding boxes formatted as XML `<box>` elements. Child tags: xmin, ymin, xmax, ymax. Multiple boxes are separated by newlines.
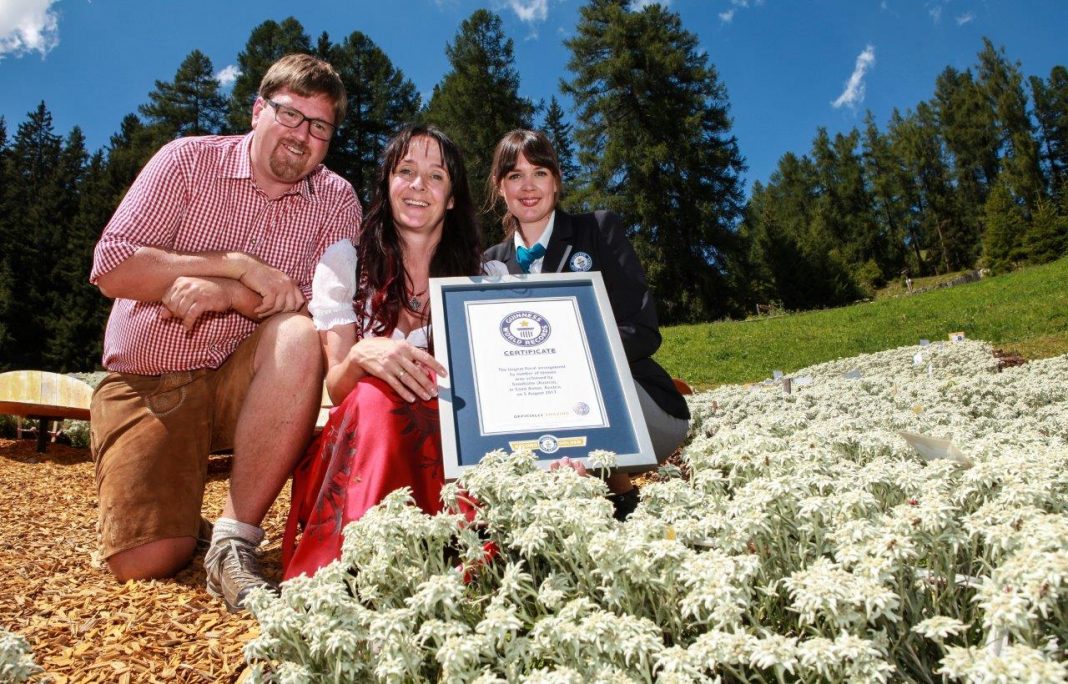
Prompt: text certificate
<box><xmin>465</xmin><ymin>296</ymin><xmax>608</xmax><ymax>435</ymax></box>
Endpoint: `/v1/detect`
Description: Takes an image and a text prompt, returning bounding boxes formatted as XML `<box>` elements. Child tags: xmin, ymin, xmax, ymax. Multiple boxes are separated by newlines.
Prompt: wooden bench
<box><xmin>315</xmin><ymin>385</ymin><xmax>332</xmax><ymax>432</ymax></box>
<box><xmin>0</xmin><ymin>371</ymin><xmax>94</xmax><ymax>452</ymax></box>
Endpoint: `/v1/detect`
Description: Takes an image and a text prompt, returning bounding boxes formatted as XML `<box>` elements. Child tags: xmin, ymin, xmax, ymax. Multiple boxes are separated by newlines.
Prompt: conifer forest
<box><xmin>1</xmin><ymin>3</ymin><xmax>1065</xmax><ymax>373</ymax></box>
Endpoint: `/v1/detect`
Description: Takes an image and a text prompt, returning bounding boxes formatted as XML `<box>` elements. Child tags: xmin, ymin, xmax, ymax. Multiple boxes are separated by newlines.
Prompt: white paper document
<box><xmin>465</xmin><ymin>297</ymin><xmax>608</xmax><ymax>435</ymax></box>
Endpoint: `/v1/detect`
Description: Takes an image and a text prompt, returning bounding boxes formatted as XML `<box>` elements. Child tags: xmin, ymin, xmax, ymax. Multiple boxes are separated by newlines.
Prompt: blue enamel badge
<box><xmin>568</xmin><ymin>251</ymin><xmax>593</xmax><ymax>271</ymax></box>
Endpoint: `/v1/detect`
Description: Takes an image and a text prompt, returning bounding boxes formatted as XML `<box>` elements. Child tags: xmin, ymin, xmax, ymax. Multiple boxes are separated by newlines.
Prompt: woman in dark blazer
<box><xmin>484</xmin><ymin>129</ymin><xmax>690</xmax><ymax>519</ymax></box>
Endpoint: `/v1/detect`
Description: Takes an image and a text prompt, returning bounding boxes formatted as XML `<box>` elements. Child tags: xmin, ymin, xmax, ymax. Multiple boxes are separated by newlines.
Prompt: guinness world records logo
<box><xmin>500</xmin><ymin>311</ymin><xmax>551</xmax><ymax>346</ymax></box>
<box><xmin>568</xmin><ymin>251</ymin><xmax>593</xmax><ymax>272</ymax></box>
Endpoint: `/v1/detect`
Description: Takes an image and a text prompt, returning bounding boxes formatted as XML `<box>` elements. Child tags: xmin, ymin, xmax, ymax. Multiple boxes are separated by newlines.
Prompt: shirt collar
<box><xmin>224</xmin><ymin>132</ymin><xmax>319</xmax><ymax>201</ymax></box>
<box><xmin>513</xmin><ymin>210</ymin><xmax>556</xmax><ymax>254</ymax></box>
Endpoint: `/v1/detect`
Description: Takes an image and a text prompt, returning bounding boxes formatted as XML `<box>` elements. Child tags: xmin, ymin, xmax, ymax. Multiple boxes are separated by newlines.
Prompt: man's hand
<box><xmin>238</xmin><ymin>258</ymin><xmax>305</xmax><ymax>316</ymax></box>
<box><xmin>160</xmin><ymin>277</ymin><xmax>236</xmax><ymax>330</ymax></box>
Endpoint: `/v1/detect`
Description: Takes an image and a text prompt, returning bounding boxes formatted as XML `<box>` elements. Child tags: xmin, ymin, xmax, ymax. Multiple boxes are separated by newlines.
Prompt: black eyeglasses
<box><xmin>264</xmin><ymin>99</ymin><xmax>336</xmax><ymax>141</ymax></box>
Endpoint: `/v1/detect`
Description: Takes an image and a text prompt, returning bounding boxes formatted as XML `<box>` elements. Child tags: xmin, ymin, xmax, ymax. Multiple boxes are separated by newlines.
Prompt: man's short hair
<box><xmin>259</xmin><ymin>54</ymin><xmax>347</xmax><ymax>125</ymax></box>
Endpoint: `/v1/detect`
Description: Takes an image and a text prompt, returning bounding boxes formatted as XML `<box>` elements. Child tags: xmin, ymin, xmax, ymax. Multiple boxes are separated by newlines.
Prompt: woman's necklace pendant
<box><xmin>408</xmin><ymin>295</ymin><xmax>422</xmax><ymax>311</ymax></box>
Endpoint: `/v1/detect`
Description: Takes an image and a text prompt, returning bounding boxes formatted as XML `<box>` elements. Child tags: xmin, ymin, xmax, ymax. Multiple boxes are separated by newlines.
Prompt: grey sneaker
<box><xmin>204</xmin><ymin>538</ymin><xmax>278</xmax><ymax>612</ymax></box>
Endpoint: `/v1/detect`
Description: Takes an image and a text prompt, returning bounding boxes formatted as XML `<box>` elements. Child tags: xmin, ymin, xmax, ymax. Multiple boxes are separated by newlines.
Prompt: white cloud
<box><xmin>832</xmin><ymin>44</ymin><xmax>876</xmax><ymax>110</ymax></box>
<box><xmin>508</xmin><ymin>0</ymin><xmax>548</xmax><ymax>23</ymax></box>
<box><xmin>718</xmin><ymin>0</ymin><xmax>763</xmax><ymax>23</ymax></box>
<box><xmin>929</xmin><ymin>5</ymin><xmax>942</xmax><ymax>23</ymax></box>
<box><xmin>630</xmin><ymin>0</ymin><xmax>670</xmax><ymax>9</ymax></box>
<box><xmin>215</xmin><ymin>64</ymin><xmax>241</xmax><ymax>87</ymax></box>
<box><xmin>0</xmin><ymin>0</ymin><xmax>60</xmax><ymax>59</ymax></box>
<box><xmin>956</xmin><ymin>12</ymin><xmax>974</xmax><ymax>26</ymax></box>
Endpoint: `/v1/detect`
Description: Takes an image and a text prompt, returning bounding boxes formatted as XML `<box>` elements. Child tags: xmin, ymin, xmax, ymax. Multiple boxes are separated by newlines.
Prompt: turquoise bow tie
<box><xmin>516</xmin><ymin>243</ymin><xmax>546</xmax><ymax>273</ymax></box>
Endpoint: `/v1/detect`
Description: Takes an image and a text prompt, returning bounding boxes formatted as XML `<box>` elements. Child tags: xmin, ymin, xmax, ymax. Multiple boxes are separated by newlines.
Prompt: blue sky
<box><xmin>0</xmin><ymin>0</ymin><xmax>1065</xmax><ymax>193</ymax></box>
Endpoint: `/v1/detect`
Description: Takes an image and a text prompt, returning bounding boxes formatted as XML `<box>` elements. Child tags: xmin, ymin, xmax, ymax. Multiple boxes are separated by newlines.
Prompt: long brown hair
<box><xmin>355</xmin><ymin>124</ymin><xmax>482</xmax><ymax>338</ymax></box>
<box><xmin>486</xmin><ymin>129</ymin><xmax>563</xmax><ymax>239</ymax></box>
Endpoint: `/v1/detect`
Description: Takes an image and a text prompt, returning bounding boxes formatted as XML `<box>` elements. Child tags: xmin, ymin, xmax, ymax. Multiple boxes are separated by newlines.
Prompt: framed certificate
<box><xmin>429</xmin><ymin>272</ymin><xmax>656</xmax><ymax>480</ymax></box>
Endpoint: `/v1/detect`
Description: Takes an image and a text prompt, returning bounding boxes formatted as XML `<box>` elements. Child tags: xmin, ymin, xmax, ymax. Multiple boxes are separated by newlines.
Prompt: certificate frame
<box><xmin>429</xmin><ymin>271</ymin><xmax>656</xmax><ymax>480</ymax></box>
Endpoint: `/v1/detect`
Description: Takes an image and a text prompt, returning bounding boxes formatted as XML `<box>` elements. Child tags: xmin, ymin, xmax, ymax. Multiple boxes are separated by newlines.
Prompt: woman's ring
<box><xmin>397</xmin><ymin>369</ymin><xmax>407</xmax><ymax>379</ymax></box>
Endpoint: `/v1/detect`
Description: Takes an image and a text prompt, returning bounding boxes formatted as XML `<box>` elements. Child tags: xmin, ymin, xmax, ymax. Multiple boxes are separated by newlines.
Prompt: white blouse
<box><xmin>512</xmin><ymin>210</ymin><xmax>556</xmax><ymax>274</ymax></box>
<box><xmin>308</xmin><ymin>239</ymin><xmax>507</xmax><ymax>349</ymax></box>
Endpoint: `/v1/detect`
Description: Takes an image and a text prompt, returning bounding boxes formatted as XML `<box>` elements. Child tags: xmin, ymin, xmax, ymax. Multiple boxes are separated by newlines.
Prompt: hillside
<box><xmin>659</xmin><ymin>257</ymin><xmax>1068</xmax><ymax>390</ymax></box>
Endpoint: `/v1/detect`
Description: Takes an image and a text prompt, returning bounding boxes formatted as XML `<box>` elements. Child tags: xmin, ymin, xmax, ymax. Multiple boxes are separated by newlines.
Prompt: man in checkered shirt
<box><xmin>89</xmin><ymin>54</ymin><xmax>361</xmax><ymax>612</ymax></box>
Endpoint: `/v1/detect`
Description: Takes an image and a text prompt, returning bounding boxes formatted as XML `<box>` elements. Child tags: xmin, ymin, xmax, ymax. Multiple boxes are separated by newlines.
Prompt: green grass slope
<box><xmin>658</xmin><ymin>257</ymin><xmax>1068</xmax><ymax>390</ymax></box>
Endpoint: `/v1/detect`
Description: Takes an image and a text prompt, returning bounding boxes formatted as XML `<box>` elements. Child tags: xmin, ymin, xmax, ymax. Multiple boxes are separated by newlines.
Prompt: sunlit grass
<box><xmin>657</xmin><ymin>256</ymin><xmax>1068</xmax><ymax>390</ymax></box>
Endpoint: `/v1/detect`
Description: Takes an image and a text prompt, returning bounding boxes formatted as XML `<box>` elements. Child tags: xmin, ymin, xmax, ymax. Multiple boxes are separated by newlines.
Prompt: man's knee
<box><xmin>106</xmin><ymin>537</ymin><xmax>197</xmax><ymax>581</ymax></box>
<box><xmin>261</xmin><ymin>311</ymin><xmax>317</xmax><ymax>344</ymax></box>
<box><xmin>256</xmin><ymin>313</ymin><xmax>320</xmax><ymax>370</ymax></box>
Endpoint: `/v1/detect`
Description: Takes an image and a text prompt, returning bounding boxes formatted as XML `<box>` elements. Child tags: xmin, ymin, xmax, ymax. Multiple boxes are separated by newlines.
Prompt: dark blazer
<box><xmin>484</xmin><ymin>209</ymin><xmax>690</xmax><ymax>420</ymax></box>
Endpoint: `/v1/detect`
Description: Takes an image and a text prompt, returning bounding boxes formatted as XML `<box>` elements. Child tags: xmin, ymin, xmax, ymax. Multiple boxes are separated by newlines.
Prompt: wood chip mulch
<box><xmin>0</xmin><ymin>438</ymin><xmax>290</xmax><ymax>683</ymax></box>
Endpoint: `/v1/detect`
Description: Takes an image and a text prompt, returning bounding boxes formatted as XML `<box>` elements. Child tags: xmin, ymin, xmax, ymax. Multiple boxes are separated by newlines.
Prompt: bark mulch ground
<box><xmin>0</xmin><ymin>438</ymin><xmax>290</xmax><ymax>683</ymax></box>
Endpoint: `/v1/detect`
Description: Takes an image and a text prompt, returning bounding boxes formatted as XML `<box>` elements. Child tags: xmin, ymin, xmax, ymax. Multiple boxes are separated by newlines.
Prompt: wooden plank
<box><xmin>315</xmin><ymin>384</ymin><xmax>332</xmax><ymax>432</ymax></box>
<box><xmin>0</xmin><ymin>401</ymin><xmax>91</xmax><ymax>421</ymax></box>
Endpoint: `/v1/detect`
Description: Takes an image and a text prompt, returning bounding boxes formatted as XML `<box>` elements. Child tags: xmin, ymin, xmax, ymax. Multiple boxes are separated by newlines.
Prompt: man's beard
<box><xmin>269</xmin><ymin>139</ymin><xmax>311</xmax><ymax>183</ymax></box>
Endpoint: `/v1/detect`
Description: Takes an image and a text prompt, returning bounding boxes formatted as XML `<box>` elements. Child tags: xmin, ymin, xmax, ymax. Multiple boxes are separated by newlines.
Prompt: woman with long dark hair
<box><xmin>282</xmin><ymin>124</ymin><xmax>485</xmax><ymax>579</ymax></box>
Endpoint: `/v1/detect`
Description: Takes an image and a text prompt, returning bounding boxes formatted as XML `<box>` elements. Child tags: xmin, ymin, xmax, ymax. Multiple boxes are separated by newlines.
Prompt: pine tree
<box><xmin>424</xmin><ymin>9</ymin><xmax>534</xmax><ymax>221</ymax></box>
<box><xmin>740</xmin><ymin>153</ymin><xmax>861</xmax><ymax>310</ymax></box>
<box><xmin>105</xmin><ymin>114</ymin><xmax>157</xmax><ymax>200</ymax></box>
<box><xmin>2</xmin><ymin>103</ymin><xmax>68</xmax><ymax>369</ymax></box>
<box><xmin>976</xmin><ymin>38</ymin><xmax>1044</xmax><ymax>214</ymax></box>
<box><xmin>889</xmin><ymin>104</ymin><xmax>973</xmax><ymax>272</ymax></box>
<box><xmin>0</xmin><ymin>256</ymin><xmax>12</xmax><ymax>371</ymax></box>
<box><xmin>44</xmin><ymin>130</ymin><xmax>110</xmax><ymax>371</ymax></box>
<box><xmin>1030</xmin><ymin>66</ymin><xmax>1068</xmax><ymax>196</ymax></box>
<box><xmin>562</xmin><ymin>0</ymin><xmax>745</xmax><ymax>322</ymax></box>
<box><xmin>324</xmin><ymin>31</ymin><xmax>421</xmax><ymax>205</ymax></box>
<box><xmin>0</xmin><ymin>118</ymin><xmax>12</xmax><ymax>366</ymax></box>
<box><xmin>811</xmin><ymin>127</ymin><xmax>888</xmax><ymax>290</ymax></box>
<box><xmin>226</xmin><ymin>18</ymin><xmax>312</xmax><ymax>132</ymax></box>
<box><xmin>861</xmin><ymin>112</ymin><xmax>913</xmax><ymax>274</ymax></box>
<box><xmin>932</xmin><ymin>66</ymin><xmax>999</xmax><ymax>245</ymax></box>
<box><xmin>1022</xmin><ymin>195</ymin><xmax>1067</xmax><ymax>264</ymax></box>
<box><xmin>139</xmin><ymin>50</ymin><xmax>227</xmax><ymax>143</ymax></box>
<box><xmin>982</xmin><ymin>179</ymin><xmax>1025</xmax><ymax>273</ymax></box>
<box><xmin>313</xmin><ymin>31</ymin><xmax>332</xmax><ymax>62</ymax></box>
<box><xmin>46</xmin><ymin>151</ymin><xmax>113</xmax><ymax>371</ymax></box>
<box><xmin>541</xmin><ymin>96</ymin><xmax>579</xmax><ymax>190</ymax></box>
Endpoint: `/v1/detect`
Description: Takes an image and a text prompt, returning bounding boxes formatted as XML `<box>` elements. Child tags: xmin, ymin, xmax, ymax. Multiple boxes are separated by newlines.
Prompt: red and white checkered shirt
<box><xmin>91</xmin><ymin>133</ymin><xmax>362</xmax><ymax>374</ymax></box>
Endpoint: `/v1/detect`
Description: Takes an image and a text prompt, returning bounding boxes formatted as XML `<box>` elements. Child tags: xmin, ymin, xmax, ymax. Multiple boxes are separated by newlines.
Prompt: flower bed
<box><xmin>245</xmin><ymin>340</ymin><xmax>1068</xmax><ymax>682</ymax></box>
<box><xmin>0</xmin><ymin>630</ymin><xmax>40</xmax><ymax>683</ymax></box>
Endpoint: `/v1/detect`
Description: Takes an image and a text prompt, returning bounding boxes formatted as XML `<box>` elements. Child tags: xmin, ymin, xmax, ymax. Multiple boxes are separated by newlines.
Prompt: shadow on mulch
<box><xmin>0</xmin><ymin>438</ymin><xmax>92</xmax><ymax>466</ymax></box>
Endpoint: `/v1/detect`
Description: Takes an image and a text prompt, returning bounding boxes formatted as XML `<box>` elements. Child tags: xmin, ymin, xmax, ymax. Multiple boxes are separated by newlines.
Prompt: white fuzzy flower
<box><xmin>587</xmin><ymin>449</ymin><xmax>618</xmax><ymax>470</ymax></box>
<box><xmin>243</xmin><ymin>341</ymin><xmax>1068</xmax><ymax>680</ymax></box>
<box><xmin>748</xmin><ymin>632</ymin><xmax>799</xmax><ymax>673</ymax></box>
<box><xmin>939</xmin><ymin>644</ymin><xmax>1068</xmax><ymax>683</ymax></box>
<box><xmin>0</xmin><ymin>630</ymin><xmax>41</xmax><ymax>683</ymax></box>
<box><xmin>406</xmin><ymin>572</ymin><xmax>467</xmax><ymax>619</ymax></box>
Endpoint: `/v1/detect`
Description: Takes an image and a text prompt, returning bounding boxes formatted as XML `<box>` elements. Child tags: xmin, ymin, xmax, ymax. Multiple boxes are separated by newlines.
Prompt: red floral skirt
<box><xmin>282</xmin><ymin>376</ymin><xmax>444</xmax><ymax>580</ymax></box>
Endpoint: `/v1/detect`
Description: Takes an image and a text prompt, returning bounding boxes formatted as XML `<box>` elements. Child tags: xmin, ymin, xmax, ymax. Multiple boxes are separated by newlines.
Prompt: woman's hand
<box><xmin>549</xmin><ymin>456</ymin><xmax>588</xmax><ymax>477</ymax></box>
<box><xmin>349</xmin><ymin>337</ymin><xmax>447</xmax><ymax>403</ymax></box>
